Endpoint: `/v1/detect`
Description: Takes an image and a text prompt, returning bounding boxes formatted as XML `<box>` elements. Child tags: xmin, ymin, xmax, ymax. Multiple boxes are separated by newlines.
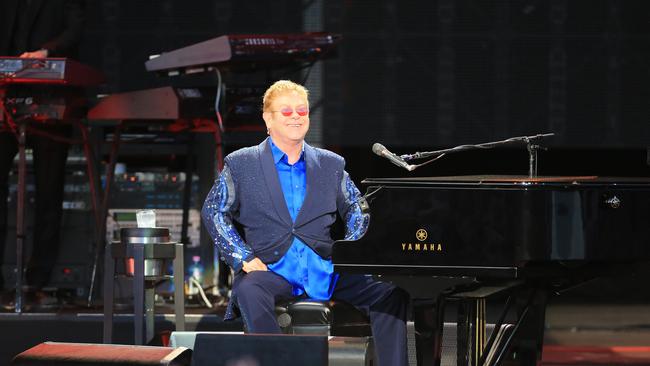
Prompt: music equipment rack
<box><xmin>1</xmin><ymin>57</ymin><xmax>104</xmax><ymax>313</ymax></box>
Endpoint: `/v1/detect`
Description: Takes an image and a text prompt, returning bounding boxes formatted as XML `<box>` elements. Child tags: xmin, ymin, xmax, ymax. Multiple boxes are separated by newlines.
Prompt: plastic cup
<box><xmin>136</xmin><ymin>209</ymin><xmax>156</xmax><ymax>228</ymax></box>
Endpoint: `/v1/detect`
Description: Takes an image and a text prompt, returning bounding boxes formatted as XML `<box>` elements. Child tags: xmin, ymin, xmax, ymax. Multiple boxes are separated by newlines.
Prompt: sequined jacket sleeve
<box><xmin>337</xmin><ymin>170</ymin><xmax>370</xmax><ymax>240</ymax></box>
<box><xmin>201</xmin><ymin>165</ymin><xmax>254</xmax><ymax>273</ymax></box>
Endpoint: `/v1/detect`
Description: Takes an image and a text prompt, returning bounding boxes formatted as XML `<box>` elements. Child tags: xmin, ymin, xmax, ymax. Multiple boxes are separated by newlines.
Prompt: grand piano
<box><xmin>332</xmin><ymin>175</ymin><xmax>650</xmax><ymax>366</ymax></box>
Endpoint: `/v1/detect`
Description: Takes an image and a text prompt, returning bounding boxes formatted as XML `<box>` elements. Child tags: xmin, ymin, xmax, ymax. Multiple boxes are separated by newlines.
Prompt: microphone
<box><xmin>372</xmin><ymin>143</ymin><xmax>414</xmax><ymax>171</ymax></box>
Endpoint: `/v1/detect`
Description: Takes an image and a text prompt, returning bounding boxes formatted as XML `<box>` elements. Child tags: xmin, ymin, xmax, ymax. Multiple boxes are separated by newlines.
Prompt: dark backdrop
<box><xmin>81</xmin><ymin>0</ymin><xmax>304</xmax><ymax>94</ymax></box>
<box><xmin>323</xmin><ymin>0</ymin><xmax>650</xmax><ymax>149</ymax></box>
<box><xmin>80</xmin><ymin>0</ymin><xmax>650</xmax><ymax>151</ymax></box>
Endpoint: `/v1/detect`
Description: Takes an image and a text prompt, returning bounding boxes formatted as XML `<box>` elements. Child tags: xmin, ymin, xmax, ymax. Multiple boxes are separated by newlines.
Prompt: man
<box><xmin>0</xmin><ymin>0</ymin><xmax>86</xmax><ymax>303</ymax></box>
<box><xmin>202</xmin><ymin>80</ymin><xmax>409</xmax><ymax>366</ymax></box>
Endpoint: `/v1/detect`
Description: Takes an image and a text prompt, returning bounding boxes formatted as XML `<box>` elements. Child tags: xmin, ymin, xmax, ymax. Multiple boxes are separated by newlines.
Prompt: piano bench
<box><xmin>275</xmin><ymin>299</ymin><xmax>372</xmax><ymax>337</ymax></box>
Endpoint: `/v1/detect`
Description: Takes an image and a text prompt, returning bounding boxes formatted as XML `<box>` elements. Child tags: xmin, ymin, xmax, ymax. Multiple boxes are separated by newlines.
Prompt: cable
<box><xmin>300</xmin><ymin>60</ymin><xmax>317</xmax><ymax>85</ymax></box>
<box><xmin>213</xmin><ymin>68</ymin><xmax>224</xmax><ymax>132</ymax></box>
<box><xmin>0</xmin><ymin>97</ymin><xmax>19</xmax><ymax>138</ymax></box>
<box><xmin>406</xmin><ymin>153</ymin><xmax>447</xmax><ymax>170</ymax></box>
<box><xmin>188</xmin><ymin>277</ymin><xmax>213</xmax><ymax>309</ymax></box>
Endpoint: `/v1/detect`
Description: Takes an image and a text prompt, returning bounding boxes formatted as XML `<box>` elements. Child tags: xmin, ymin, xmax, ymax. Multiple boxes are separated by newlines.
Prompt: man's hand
<box><xmin>20</xmin><ymin>49</ymin><xmax>49</xmax><ymax>58</ymax></box>
<box><xmin>242</xmin><ymin>257</ymin><xmax>267</xmax><ymax>273</ymax></box>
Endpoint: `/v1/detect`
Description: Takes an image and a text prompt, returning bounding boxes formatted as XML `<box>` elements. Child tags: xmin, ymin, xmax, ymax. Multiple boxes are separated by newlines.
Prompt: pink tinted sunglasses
<box><xmin>271</xmin><ymin>106</ymin><xmax>309</xmax><ymax>117</ymax></box>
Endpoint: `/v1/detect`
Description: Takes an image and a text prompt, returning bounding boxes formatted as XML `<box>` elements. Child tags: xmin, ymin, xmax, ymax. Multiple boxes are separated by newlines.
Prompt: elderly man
<box><xmin>202</xmin><ymin>80</ymin><xmax>408</xmax><ymax>366</ymax></box>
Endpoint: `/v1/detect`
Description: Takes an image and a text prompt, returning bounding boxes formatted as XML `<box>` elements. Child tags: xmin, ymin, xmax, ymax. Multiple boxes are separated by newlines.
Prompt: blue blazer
<box><xmin>225</xmin><ymin>138</ymin><xmax>348</xmax><ymax>262</ymax></box>
<box><xmin>202</xmin><ymin>138</ymin><xmax>369</xmax><ymax>319</ymax></box>
<box><xmin>202</xmin><ymin>138</ymin><xmax>363</xmax><ymax>271</ymax></box>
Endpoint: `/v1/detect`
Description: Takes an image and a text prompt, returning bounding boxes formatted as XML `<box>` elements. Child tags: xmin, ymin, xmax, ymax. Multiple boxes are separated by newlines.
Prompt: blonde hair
<box><xmin>262</xmin><ymin>80</ymin><xmax>309</xmax><ymax>112</ymax></box>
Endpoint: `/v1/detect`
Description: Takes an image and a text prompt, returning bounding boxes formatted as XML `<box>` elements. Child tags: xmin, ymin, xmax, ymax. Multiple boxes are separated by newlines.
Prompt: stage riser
<box><xmin>1</xmin><ymin>312</ymin><xmax>505</xmax><ymax>366</ymax></box>
<box><xmin>0</xmin><ymin>313</ymin><xmax>238</xmax><ymax>366</ymax></box>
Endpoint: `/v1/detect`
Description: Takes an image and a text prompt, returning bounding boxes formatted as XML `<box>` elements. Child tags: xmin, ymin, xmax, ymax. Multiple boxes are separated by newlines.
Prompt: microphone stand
<box><xmin>399</xmin><ymin>133</ymin><xmax>554</xmax><ymax>177</ymax></box>
<box><xmin>1</xmin><ymin>89</ymin><xmax>26</xmax><ymax>312</ymax></box>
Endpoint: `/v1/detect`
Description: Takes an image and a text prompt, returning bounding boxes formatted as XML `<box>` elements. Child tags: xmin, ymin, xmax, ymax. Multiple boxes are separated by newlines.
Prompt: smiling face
<box><xmin>262</xmin><ymin>90</ymin><xmax>310</xmax><ymax>147</ymax></box>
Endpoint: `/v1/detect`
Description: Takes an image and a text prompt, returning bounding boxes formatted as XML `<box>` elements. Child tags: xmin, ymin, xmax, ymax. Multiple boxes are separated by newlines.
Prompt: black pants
<box><xmin>233</xmin><ymin>271</ymin><xmax>410</xmax><ymax>366</ymax></box>
<box><xmin>0</xmin><ymin>126</ymin><xmax>70</xmax><ymax>290</ymax></box>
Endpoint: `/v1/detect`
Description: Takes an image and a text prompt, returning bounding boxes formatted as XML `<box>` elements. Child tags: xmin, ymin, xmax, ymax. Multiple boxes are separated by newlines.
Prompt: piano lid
<box><xmin>362</xmin><ymin>175</ymin><xmax>650</xmax><ymax>187</ymax></box>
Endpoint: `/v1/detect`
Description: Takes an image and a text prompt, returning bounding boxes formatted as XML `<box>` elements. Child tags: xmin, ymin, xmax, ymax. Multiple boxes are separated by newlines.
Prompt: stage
<box><xmin>2</xmin><ymin>299</ymin><xmax>650</xmax><ymax>366</ymax></box>
<box><xmin>2</xmin><ymin>1</ymin><xmax>650</xmax><ymax>366</ymax></box>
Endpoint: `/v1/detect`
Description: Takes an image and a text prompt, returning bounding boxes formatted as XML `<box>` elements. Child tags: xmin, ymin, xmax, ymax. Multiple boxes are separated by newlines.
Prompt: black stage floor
<box><xmin>2</xmin><ymin>298</ymin><xmax>650</xmax><ymax>366</ymax></box>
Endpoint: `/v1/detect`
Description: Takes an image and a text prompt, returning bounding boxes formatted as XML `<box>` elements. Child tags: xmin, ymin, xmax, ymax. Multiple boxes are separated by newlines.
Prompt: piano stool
<box><xmin>275</xmin><ymin>299</ymin><xmax>374</xmax><ymax>365</ymax></box>
<box><xmin>275</xmin><ymin>299</ymin><xmax>372</xmax><ymax>337</ymax></box>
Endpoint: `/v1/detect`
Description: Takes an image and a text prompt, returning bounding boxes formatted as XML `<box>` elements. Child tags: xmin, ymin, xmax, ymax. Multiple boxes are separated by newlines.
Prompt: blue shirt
<box><xmin>266</xmin><ymin>139</ymin><xmax>338</xmax><ymax>299</ymax></box>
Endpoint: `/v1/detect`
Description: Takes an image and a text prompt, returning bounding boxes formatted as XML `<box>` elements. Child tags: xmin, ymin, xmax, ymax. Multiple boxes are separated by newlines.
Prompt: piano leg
<box><xmin>457</xmin><ymin>298</ymin><xmax>487</xmax><ymax>366</ymax></box>
<box><xmin>509</xmin><ymin>288</ymin><xmax>548</xmax><ymax>366</ymax></box>
<box><xmin>485</xmin><ymin>287</ymin><xmax>548</xmax><ymax>366</ymax></box>
<box><xmin>413</xmin><ymin>295</ymin><xmax>446</xmax><ymax>366</ymax></box>
<box><xmin>444</xmin><ymin>281</ymin><xmax>547</xmax><ymax>366</ymax></box>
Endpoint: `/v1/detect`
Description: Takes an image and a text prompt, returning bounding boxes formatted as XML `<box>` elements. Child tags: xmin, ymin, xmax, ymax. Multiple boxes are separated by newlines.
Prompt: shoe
<box><xmin>1</xmin><ymin>290</ymin><xmax>17</xmax><ymax>311</ymax></box>
<box><xmin>1</xmin><ymin>289</ymin><xmax>59</xmax><ymax>311</ymax></box>
<box><xmin>26</xmin><ymin>289</ymin><xmax>60</xmax><ymax>310</ymax></box>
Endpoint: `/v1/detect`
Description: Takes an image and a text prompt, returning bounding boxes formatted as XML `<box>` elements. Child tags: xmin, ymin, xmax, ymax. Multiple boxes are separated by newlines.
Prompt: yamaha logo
<box><xmin>401</xmin><ymin>228</ymin><xmax>442</xmax><ymax>253</ymax></box>
<box><xmin>416</xmin><ymin>229</ymin><xmax>428</xmax><ymax>241</ymax></box>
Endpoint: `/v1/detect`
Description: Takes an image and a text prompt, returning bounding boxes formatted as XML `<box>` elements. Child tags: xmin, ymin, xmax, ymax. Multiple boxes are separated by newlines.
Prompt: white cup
<box><xmin>136</xmin><ymin>209</ymin><xmax>156</xmax><ymax>228</ymax></box>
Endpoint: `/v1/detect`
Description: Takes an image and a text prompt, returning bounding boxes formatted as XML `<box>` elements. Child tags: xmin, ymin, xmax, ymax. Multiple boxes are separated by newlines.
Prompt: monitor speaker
<box><xmin>192</xmin><ymin>333</ymin><xmax>328</xmax><ymax>366</ymax></box>
<box><xmin>11</xmin><ymin>342</ymin><xmax>191</xmax><ymax>366</ymax></box>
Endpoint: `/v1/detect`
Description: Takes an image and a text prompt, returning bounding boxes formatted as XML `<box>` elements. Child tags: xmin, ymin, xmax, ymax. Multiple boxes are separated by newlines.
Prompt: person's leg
<box><xmin>26</xmin><ymin>126</ymin><xmax>70</xmax><ymax>289</ymax></box>
<box><xmin>333</xmin><ymin>274</ymin><xmax>410</xmax><ymax>366</ymax></box>
<box><xmin>232</xmin><ymin>270</ymin><xmax>294</xmax><ymax>334</ymax></box>
<box><xmin>0</xmin><ymin>132</ymin><xmax>18</xmax><ymax>291</ymax></box>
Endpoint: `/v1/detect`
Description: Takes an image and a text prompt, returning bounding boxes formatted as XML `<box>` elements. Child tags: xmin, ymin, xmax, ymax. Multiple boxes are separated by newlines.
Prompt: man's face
<box><xmin>263</xmin><ymin>91</ymin><xmax>310</xmax><ymax>146</ymax></box>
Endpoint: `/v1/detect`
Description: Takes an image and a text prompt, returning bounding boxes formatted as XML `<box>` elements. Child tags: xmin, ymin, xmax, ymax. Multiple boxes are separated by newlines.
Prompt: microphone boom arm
<box><xmin>398</xmin><ymin>132</ymin><xmax>555</xmax><ymax>176</ymax></box>
<box><xmin>400</xmin><ymin>133</ymin><xmax>555</xmax><ymax>161</ymax></box>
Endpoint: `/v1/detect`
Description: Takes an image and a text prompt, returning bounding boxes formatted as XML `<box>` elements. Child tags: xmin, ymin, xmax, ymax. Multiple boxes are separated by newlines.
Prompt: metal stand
<box><xmin>525</xmin><ymin>139</ymin><xmax>543</xmax><ymax>178</ymax></box>
<box><xmin>14</xmin><ymin>122</ymin><xmax>27</xmax><ymax>313</ymax></box>
<box><xmin>86</xmin><ymin>122</ymin><xmax>122</xmax><ymax>305</ymax></box>
<box><xmin>103</xmin><ymin>240</ymin><xmax>185</xmax><ymax>345</ymax></box>
<box><xmin>1</xmin><ymin>116</ymin><xmax>101</xmax><ymax>313</ymax></box>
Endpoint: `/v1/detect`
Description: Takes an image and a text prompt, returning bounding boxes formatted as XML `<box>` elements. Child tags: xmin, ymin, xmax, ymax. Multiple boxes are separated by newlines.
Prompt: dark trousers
<box><xmin>0</xmin><ymin>126</ymin><xmax>70</xmax><ymax>290</ymax></box>
<box><xmin>233</xmin><ymin>271</ymin><xmax>409</xmax><ymax>366</ymax></box>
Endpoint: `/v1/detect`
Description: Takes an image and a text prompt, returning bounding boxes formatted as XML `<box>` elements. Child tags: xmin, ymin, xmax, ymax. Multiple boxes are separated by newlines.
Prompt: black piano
<box><xmin>332</xmin><ymin>175</ymin><xmax>650</xmax><ymax>366</ymax></box>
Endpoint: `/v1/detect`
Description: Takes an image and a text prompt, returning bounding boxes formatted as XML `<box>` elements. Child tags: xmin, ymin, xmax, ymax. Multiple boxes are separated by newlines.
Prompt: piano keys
<box><xmin>144</xmin><ymin>32</ymin><xmax>341</xmax><ymax>75</ymax></box>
